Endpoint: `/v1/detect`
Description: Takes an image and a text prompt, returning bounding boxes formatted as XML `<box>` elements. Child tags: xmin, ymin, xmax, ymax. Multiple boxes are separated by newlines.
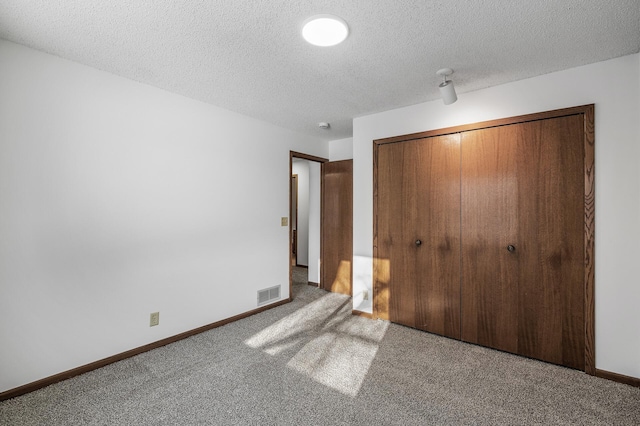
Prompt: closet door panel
<box><xmin>461</xmin><ymin>116</ymin><xmax>585</xmax><ymax>368</ymax></box>
<box><xmin>415</xmin><ymin>134</ymin><xmax>461</xmax><ymax>338</ymax></box>
<box><xmin>376</xmin><ymin>141</ymin><xmax>419</xmax><ymax>327</ymax></box>
<box><xmin>516</xmin><ymin>116</ymin><xmax>584</xmax><ymax>369</ymax></box>
<box><xmin>460</xmin><ymin>127</ymin><xmax>520</xmax><ymax>353</ymax></box>
<box><xmin>376</xmin><ymin>135</ymin><xmax>461</xmax><ymax>338</ymax></box>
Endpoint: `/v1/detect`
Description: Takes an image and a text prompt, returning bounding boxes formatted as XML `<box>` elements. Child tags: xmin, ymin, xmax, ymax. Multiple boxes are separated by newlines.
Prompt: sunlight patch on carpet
<box><xmin>244</xmin><ymin>293</ymin><xmax>349</xmax><ymax>355</ymax></box>
<box><xmin>287</xmin><ymin>320</ymin><xmax>389</xmax><ymax>397</ymax></box>
<box><xmin>244</xmin><ymin>292</ymin><xmax>389</xmax><ymax>396</ymax></box>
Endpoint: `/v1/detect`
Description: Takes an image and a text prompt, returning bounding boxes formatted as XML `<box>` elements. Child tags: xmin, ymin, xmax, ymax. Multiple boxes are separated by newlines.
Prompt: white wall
<box><xmin>0</xmin><ymin>40</ymin><xmax>328</xmax><ymax>393</ymax></box>
<box><xmin>292</xmin><ymin>160</ymin><xmax>309</xmax><ymax>266</ymax></box>
<box><xmin>329</xmin><ymin>137</ymin><xmax>353</xmax><ymax>161</ymax></box>
<box><xmin>353</xmin><ymin>53</ymin><xmax>640</xmax><ymax>379</ymax></box>
<box><xmin>308</xmin><ymin>162</ymin><xmax>321</xmax><ymax>284</ymax></box>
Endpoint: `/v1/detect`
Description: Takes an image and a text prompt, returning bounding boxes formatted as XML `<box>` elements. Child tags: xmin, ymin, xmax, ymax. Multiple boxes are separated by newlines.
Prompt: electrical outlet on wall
<box><xmin>150</xmin><ymin>312</ymin><xmax>159</xmax><ymax>327</ymax></box>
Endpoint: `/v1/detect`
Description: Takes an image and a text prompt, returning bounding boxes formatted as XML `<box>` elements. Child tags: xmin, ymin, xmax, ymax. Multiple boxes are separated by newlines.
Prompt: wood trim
<box><xmin>296</xmin><ymin>265</ymin><xmax>308</xmax><ymax>269</ymax></box>
<box><xmin>583</xmin><ymin>104</ymin><xmax>596</xmax><ymax>375</ymax></box>
<box><xmin>308</xmin><ymin>281</ymin><xmax>319</xmax><ymax>287</ymax></box>
<box><xmin>320</xmin><ymin>161</ymin><xmax>325</xmax><ymax>290</ymax></box>
<box><xmin>374</xmin><ymin>105</ymin><xmax>594</xmax><ymax>146</ymax></box>
<box><xmin>289</xmin><ymin>155</ymin><xmax>293</xmax><ymax>297</ymax></box>
<box><xmin>0</xmin><ymin>297</ymin><xmax>292</xmax><ymax>401</ymax></box>
<box><xmin>352</xmin><ymin>310</ymin><xmax>374</xmax><ymax>319</ymax></box>
<box><xmin>291</xmin><ymin>174</ymin><xmax>298</xmax><ymax>265</ymax></box>
<box><xmin>290</xmin><ymin>151</ymin><xmax>329</xmax><ymax>163</ymax></box>
<box><xmin>372</xmin><ymin>104</ymin><xmax>595</xmax><ymax>374</ymax></box>
<box><xmin>595</xmin><ymin>369</ymin><xmax>640</xmax><ymax>388</ymax></box>
<box><xmin>372</xmin><ymin>138</ymin><xmax>382</xmax><ymax>319</ymax></box>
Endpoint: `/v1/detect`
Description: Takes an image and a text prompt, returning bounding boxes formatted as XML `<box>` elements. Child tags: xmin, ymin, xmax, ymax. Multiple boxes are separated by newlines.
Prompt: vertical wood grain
<box><xmin>515</xmin><ymin>116</ymin><xmax>584</xmax><ymax>370</ymax></box>
<box><xmin>376</xmin><ymin>141</ymin><xmax>417</xmax><ymax>326</ymax></box>
<box><xmin>414</xmin><ymin>134</ymin><xmax>461</xmax><ymax>338</ymax></box>
<box><xmin>321</xmin><ymin>160</ymin><xmax>353</xmax><ymax>295</ymax></box>
<box><xmin>374</xmin><ymin>105</ymin><xmax>594</xmax><ymax>373</ymax></box>
<box><xmin>373</xmin><ymin>141</ymin><xmax>388</xmax><ymax>319</ymax></box>
<box><xmin>375</xmin><ymin>135</ymin><xmax>461</xmax><ymax>337</ymax></box>
<box><xmin>584</xmin><ymin>105</ymin><xmax>596</xmax><ymax>375</ymax></box>
<box><xmin>461</xmin><ymin>116</ymin><xmax>585</xmax><ymax>369</ymax></box>
<box><xmin>461</xmin><ymin>126</ymin><xmax>520</xmax><ymax>353</ymax></box>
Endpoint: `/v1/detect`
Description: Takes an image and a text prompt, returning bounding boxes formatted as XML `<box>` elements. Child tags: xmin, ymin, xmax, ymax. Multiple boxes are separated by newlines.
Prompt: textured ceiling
<box><xmin>1</xmin><ymin>1</ymin><xmax>639</xmax><ymax>141</ymax></box>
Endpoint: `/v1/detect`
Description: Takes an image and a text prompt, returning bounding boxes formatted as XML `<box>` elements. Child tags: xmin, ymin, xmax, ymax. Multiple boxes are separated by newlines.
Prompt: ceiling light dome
<box><xmin>302</xmin><ymin>15</ymin><xmax>349</xmax><ymax>47</ymax></box>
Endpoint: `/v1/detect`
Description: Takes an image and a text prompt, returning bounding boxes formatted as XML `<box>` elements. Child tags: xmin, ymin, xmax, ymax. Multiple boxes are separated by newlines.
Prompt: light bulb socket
<box><xmin>439</xmin><ymin>80</ymin><xmax>457</xmax><ymax>105</ymax></box>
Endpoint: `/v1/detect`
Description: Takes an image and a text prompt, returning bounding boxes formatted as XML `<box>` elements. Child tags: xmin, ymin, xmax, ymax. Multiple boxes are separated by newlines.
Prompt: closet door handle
<box><xmin>507</xmin><ymin>244</ymin><xmax>516</xmax><ymax>253</ymax></box>
<box><xmin>415</xmin><ymin>239</ymin><xmax>422</xmax><ymax>246</ymax></box>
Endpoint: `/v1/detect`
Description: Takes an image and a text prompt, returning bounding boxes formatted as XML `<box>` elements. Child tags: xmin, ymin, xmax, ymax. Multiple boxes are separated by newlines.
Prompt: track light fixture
<box><xmin>436</xmin><ymin>68</ymin><xmax>457</xmax><ymax>105</ymax></box>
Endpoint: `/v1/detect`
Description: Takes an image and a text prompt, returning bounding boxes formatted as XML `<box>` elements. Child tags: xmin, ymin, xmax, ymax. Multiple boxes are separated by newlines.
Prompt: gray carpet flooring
<box><xmin>1</xmin><ymin>267</ymin><xmax>639</xmax><ymax>425</ymax></box>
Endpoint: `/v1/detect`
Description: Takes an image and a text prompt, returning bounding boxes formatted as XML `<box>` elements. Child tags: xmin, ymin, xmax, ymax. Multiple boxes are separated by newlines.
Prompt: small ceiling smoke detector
<box><xmin>318</xmin><ymin>122</ymin><xmax>331</xmax><ymax>129</ymax></box>
<box><xmin>302</xmin><ymin>15</ymin><xmax>349</xmax><ymax>47</ymax></box>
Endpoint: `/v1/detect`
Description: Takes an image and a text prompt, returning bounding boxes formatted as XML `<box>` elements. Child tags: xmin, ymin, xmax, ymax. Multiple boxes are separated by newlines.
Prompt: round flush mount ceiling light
<box><xmin>302</xmin><ymin>15</ymin><xmax>349</xmax><ymax>46</ymax></box>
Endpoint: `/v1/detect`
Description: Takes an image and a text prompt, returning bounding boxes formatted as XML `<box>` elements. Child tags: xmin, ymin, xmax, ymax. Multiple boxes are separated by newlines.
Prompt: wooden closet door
<box><xmin>375</xmin><ymin>135</ymin><xmax>461</xmax><ymax>339</ymax></box>
<box><xmin>461</xmin><ymin>116</ymin><xmax>585</xmax><ymax>369</ymax></box>
<box><xmin>460</xmin><ymin>125</ymin><xmax>520</xmax><ymax>354</ymax></box>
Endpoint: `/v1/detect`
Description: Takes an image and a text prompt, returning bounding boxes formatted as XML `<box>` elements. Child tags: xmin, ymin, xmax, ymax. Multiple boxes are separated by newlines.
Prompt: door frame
<box><xmin>372</xmin><ymin>104</ymin><xmax>595</xmax><ymax>374</ymax></box>
<box><xmin>291</xmin><ymin>174</ymin><xmax>298</xmax><ymax>266</ymax></box>
<box><xmin>289</xmin><ymin>151</ymin><xmax>328</xmax><ymax>298</ymax></box>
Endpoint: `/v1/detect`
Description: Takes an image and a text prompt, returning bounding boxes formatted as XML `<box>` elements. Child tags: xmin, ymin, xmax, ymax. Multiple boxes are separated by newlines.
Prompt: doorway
<box><xmin>290</xmin><ymin>152</ymin><xmax>354</xmax><ymax>299</ymax></box>
<box><xmin>289</xmin><ymin>152</ymin><xmax>327</xmax><ymax>298</ymax></box>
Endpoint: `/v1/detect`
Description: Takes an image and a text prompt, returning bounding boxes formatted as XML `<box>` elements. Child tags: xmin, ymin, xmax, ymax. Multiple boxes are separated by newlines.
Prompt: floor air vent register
<box><xmin>257</xmin><ymin>285</ymin><xmax>280</xmax><ymax>306</ymax></box>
